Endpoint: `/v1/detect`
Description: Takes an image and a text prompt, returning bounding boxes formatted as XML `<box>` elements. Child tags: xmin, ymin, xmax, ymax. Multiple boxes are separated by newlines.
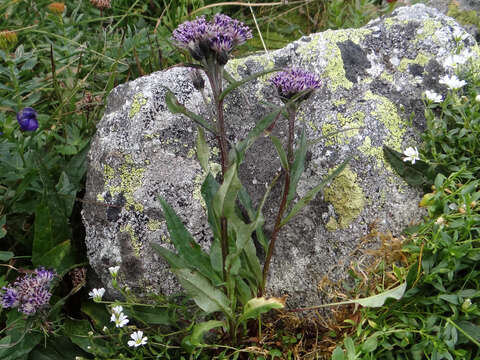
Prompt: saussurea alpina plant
<box><xmin>155</xmin><ymin>14</ymin><xmax>349</xmax><ymax>346</ymax></box>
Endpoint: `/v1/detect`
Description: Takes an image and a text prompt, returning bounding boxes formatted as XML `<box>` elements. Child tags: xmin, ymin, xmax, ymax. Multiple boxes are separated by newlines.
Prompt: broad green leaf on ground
<box><xmin>237</xmin><ymin>297</ymin><xmax>285</xmax><ymax>327</ymax></box>
<box><xmin>295</xmin><ymin>282</ymin><xmax>407</xmax><ymax>311</ymax></box>
<box><xmin>173</xmin><ymin>268</ymin><xmax>232</xmax><ymax>317</ymax></box>
<box><xmin>188</xmin><ymin>320</ymin><xmax>225</xmax><ymax>346</ymax></box>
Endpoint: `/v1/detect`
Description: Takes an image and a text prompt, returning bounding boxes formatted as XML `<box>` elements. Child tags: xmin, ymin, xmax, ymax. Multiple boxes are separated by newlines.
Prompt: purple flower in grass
<box><xmin>17</xmin><ymin>107</ymin><xmax>38</xmax><ymax>132</ymax></box>
<box><xmin>172</xmin><ymin>14</ymin><xmax>252</xmax><ymax>65</ymax></box>
<box><xmin>271</xmin><ymin>68</ymin><xmax>321</xmax><ymax>102</ymax></box>
<box><xmin>0</xmin><ymin>267</ymin><xmax>56</xmax><ymax>316</ymax></box>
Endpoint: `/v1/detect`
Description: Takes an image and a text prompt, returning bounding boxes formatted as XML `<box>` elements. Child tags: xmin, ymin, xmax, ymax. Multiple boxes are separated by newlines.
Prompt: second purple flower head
<box><xmin>270</xmin><ymin>68</ymin><xmax>321</xmax><ymax>102</ymax></box>
<box><xmin>17</xmin><ymin>107</ymin><xmax>38</xmax><ymax>132</ymax></box>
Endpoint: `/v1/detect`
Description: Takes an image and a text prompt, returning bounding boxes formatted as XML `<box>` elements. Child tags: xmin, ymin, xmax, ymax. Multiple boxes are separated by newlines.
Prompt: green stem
<box><xmin>260</xmin><ymin>107</ymin><xmax>296</xmax><ymax>295</ymax></box>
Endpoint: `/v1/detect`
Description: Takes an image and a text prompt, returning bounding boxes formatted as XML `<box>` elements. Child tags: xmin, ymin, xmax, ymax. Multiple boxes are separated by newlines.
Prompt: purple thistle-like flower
<box><xmin>270</xmin><ymin>68</ymin><xmax>321</xmax><ymax>101</ymax></box>
<box><xmin>1</xmin><ymin>287</ymin><xmax>19</xmax><ymax>308</ymax></box>
<box><xmin>35</xmin><ymin>267</ymin><xmax>56</xmax><ymax>287</ymax></box>
<box><xmin>172</xmin><ymin>14</ymin><xmax>251</xmax><ymax>64</ymax></box>
<box><xmin>17</xmin><ymin>107</ymin><xmax>38</xmax><ymax>132</ymax></box>
<box><xmin>1</xmin><ymin>267</ymin><xmax>55</xmax><ymax>316</ymax></box>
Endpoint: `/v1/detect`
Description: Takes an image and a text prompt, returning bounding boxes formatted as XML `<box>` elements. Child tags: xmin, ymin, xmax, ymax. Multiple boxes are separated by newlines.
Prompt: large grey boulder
<box><xmin>82</xmin><ymin>4</ymin><xmax>480</xmax><ymax>307</ymax></box>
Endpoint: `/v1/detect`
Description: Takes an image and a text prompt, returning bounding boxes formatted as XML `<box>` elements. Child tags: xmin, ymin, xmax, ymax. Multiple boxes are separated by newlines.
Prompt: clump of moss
<box><xmin>447</xmin><ymin>2</ymin><xmax>480</xmax><ymax>29</ymax></box>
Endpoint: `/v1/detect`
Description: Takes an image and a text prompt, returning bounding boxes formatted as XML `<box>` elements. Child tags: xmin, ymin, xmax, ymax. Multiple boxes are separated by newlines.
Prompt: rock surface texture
<box><xmin>82</xmin><ymin>4</ymin><xmax>480</xmax><ymax>307</ymax></box>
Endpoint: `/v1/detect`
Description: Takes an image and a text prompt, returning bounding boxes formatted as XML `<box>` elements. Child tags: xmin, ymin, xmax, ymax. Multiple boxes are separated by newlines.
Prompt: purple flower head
<box><xmin>35</xmin><ymin>267</ymin><xmax>56</xmax><ymax>288</ymax></box>
<box><xmin>270</xmin><ymin>68</ymin><xmax>321</xmax><ymax>102</ymax></box>
<box><xmin>1</xmin><ymin>287</ymin><xmax>19</xmax><ymax>308</ymax></box>
<box><xmin>17</xmin><ymin>107</ymin><xmax>38</xmax><ymax>132</ymax></box>
<box><xmin>1</xmin><ymin>267</ymin><xmax>55</xmax><ymax>316</ymax></box>
<box><xmin>172</xmin><ymin>14</ymin><xmax>251</xmax><ymax>64</ymax></box>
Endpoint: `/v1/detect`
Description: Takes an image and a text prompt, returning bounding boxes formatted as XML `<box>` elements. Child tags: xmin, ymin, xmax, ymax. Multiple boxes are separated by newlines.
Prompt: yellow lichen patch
<box><xmin>398</xmin><ymin>53</ymin><xmax>430</xmax><ymax>72</ymax></box>
<box><xmin>187</xmin><ymin>148</ymin><xmax>196</xmax><ymax>159</ymax></box>
<box><xmin>120</xmin><ymin>224</ymin><xmax>141</xmax><ymax>257</ymax></box>
<box><xmin>324</xmin><ymin>165</ymin><xmax>365</xmax><ymax>229</ymax></box>
<box><xmin>416</xmin><ymin>19</ymin><xmax>443</xmax><ymax>42</ymax></box>
<box><xmin>325</xmin><ymin>217</ymin><xmax>339</xmax><ymax>231</ymax></box>
<box><xmin>380</xmin><ymin>71</ymin><xmax>394</xmax><ymax>82</ymax></box>
<box><xmin>129</xmin><ymin>93</ymin><xmax>147</xmax><ymax>118</ymax></box>
<box><xmin>297</xmin><ymin>29</ymin><xmax>371</xmax><ymax>91</ymax></box>
<box><xmin>104</xmin><ymin>158</ymin><xmax>145</xmax><ymax>212</ymax></box>
<box><xmin>358</xmin><ymin>136</ymin><xmax>384</xmax><ymax>168</ymax></box>
<box><xmin>334</xmin><ymin>99</ymin><xmax>347</xmax><ymax>106</ymax></box>
<box><xmin>96</xmin><ymin>194</ymin><xmax>105</xmax><ymax>202</ymax></box>
<box><xmin>364</xmin><ymin>91</ymin><xmax>406</xmax><ymax>151</ymax></box>
<box><xmin>321</xmin><ymin>112</ymin><xmax>365</xmax><ymax>146</ymax></box>
<box><xmin>147</xmin><ymin>220</ymin><xmax>163</xmax><ymax>231</ymax></box>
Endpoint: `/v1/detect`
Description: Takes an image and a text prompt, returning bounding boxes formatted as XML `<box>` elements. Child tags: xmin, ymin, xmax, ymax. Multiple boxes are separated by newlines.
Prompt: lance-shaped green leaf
<box><xmin>236</xmin><ymin>297</ymin><xmax>285</xmax><ymax>330</ymax></box>
<box><xmin>187</xmin><ymin>320</ymin><xmax>225</xmax><ymax>346</ymax></box>
<box><xmin>280</xmin><ymin>159</ymin><xmax>350</xmax><ymax>227</ymax></box>
<box><xmin>196</xmin><ymin>127</ymin><xmax>210</xmax><ymax>172</ymax></box>
<box><xmin>173</xmin><ymin>268</ymin><xmax>232</xmax><ymax>317</ymax></box>
<box><xmin>232</xmin><ymin>108</ymin><xmax>282</xmax><ymax>164</ymax></box>
<box><xmin>292</xmin><ymin>282</ymin><xmax>407</xmax><ymax>312</ymax></box>
<box><xmin>269</xmin><ymin>135</ymin><xmax>288</xmax><ymax>170</ymax></box>
<box><xmin>212</xmin><ymin>165</ymin><xmax>242</xmax><ymax>219</ymax></box>
<box><xmin>238</xmin><ymin>187</ymin><xmax>268</xmax><ymax>251</ymax></box>
<box><xmin>201</xmin><ymin>173</ymin><xmax>221</xmax><ymax>240</ymax></box>
<box><xmin>286</xmin><ymin>126</ymin><xmax>307</xmax><ymax>204</ymax></box>
<box><xmin>219</xmin><ymin>68</ymin><xmax>279</xmax><ymax>101</ymax></box>
<box><xmin>151</xmin><ymin>243</ymin><xmax>190</xmax><ymax>270</ymax></box>
<box><xmin>165</xmin><ymin>89</ymin><xmax>217</xmax><ymax>135</ymax></box>
<box><xmin>383</xmin><ymin>146</ymin><xmax>432</xmax><ymax>187</ymax></box>
<box><xmin>158</xmin><ymin>197</ymin><xmax>221</xmax><ymax>285</ymax></box>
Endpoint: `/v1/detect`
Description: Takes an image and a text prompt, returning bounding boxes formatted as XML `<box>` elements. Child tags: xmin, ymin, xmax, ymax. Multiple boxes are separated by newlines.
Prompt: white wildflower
<box><xmin>424</xmin><ymin>90</ymin><xmax>443</xmax><ymax>103</ymax></box>
<box><xmin>403</xmin><ymin>147</ymin><xmax>420</xmax><ymax>164</ymax></box>
<box><xmin>111</xmin><ymin>312</ymin><xmax>129</xmax><ymax>328</ymax></box>
<box><xmin>476</xmin><ymin>94</ymin><xmax>480</xmax><ymax>103</ymax></box>
<box><xmin>112</xmin><ymin>305</ymin><xmax>123</xmax><ymax>315</ymax></box>
<box><xmin>439</xmin><ymin>75</ymin><xmax>466</xmax><ymax>90</ymax></box>
<box><xmin>88</xmin><ymin>288</ymin><xmax>105</xmax><ymax>302</ymax></box>
<box><xmin>108</xmin><ymin>266</ymin><xmax>120</xmax><ymax>277</ymax></box>
<box><xmin>128</xmin><ymin>331</ymin><xmax>148</xmax><ymax>348</ymax></box>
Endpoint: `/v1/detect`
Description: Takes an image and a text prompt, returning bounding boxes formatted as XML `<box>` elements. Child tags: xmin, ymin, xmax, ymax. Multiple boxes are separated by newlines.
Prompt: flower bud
<box><xmin>191</xmin><ymin>70</ymin><xmax>205</xmax><ymax>90</ymax></box>
<box><xmin>17</xmin><ymin>107</ymin><xmax>38</xmax><ymax>132</ymax></box>
<box><xmin>462</xmin><ymin>298</ymin><xmax>472</xmax><ymax>311</ymax></box>
<box><xmin>0</xmin><ymin>30</ymin><xmax>18</xmax><ymax>51</ymax></box>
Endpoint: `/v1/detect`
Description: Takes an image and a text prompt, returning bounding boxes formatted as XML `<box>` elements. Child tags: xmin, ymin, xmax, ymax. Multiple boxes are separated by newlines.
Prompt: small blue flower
<box><xmin>17</xmin><ymin>107</ymin><xmax>38</xmax><ymax>132</ymax></box>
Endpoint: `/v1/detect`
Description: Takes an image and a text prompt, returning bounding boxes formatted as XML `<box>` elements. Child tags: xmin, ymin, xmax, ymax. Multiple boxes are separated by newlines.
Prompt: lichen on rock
<box><xmin>324</xmin><ymin>166</ymin><xmax>365</xmax><ymax>229</ymax></box>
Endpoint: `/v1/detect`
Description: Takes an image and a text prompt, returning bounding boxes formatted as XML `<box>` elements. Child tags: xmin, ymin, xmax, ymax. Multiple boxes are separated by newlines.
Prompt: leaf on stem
<box><xmin>286</xmin><ymin>126</ymin><xmax>307</xmax><ymax>205</ymax></box>
<box><xmin>280</xmin><ymin>159</ymin><xmax>350</xmax><ymax>227</ymax></box>
<box><xmin>236</xmin><ymin>297</ymin><xmax>285</xmax><ymax>329</ymax></box>
<box><xmin>173</xmin><ymin>268</ymin><xmax>232</xmax><ymax>317</ymax></box>
<box><xmin>165</xmin><ymin>89</ymin><xmax>217</xmax><ymax>134</ymax></box>
<box><xmin>196</xmin><ymin>127</ymin><xmax>210</xmax><ymax>173</ymax></box>
<box><xmin>219</xmin><ymin>68</ymin><xmax>279</xmax><ymax>101</ymax></box>
<box><xmin>157</xmin><ymin>197</ymin><xmax>221</xmax><ymax>285</ymax></box>
<box><xmin>269</xmin><ymin>135</ymin><xmax>288</xmax><ymax>170</ymax></box>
